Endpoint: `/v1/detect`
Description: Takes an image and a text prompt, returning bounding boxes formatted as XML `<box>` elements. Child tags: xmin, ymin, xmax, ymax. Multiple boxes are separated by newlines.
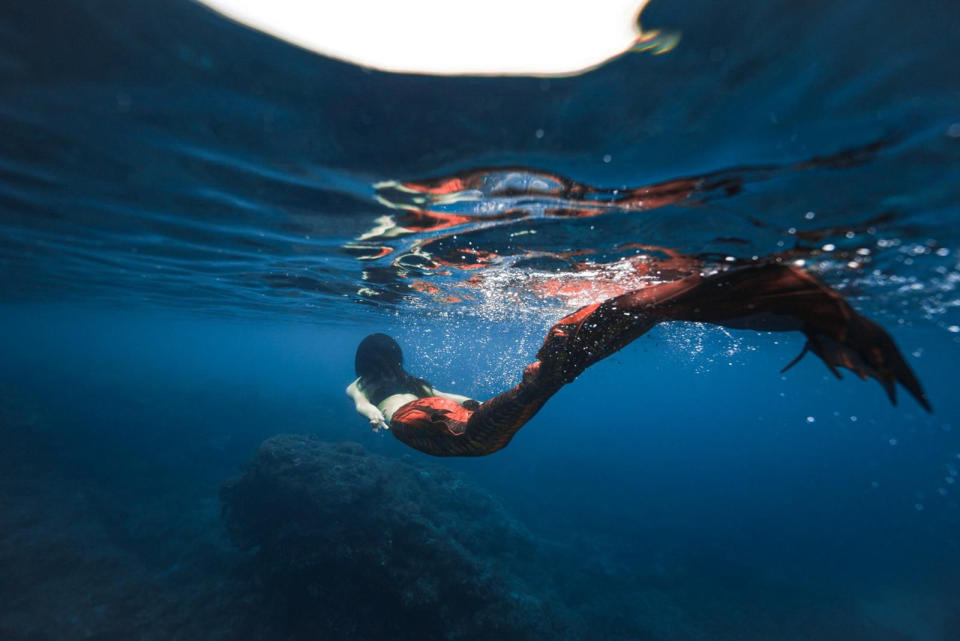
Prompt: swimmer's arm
<box><xmin>346</xmin><ymin>379</ymin><xmax>389</xmax><ymax>431</ymax></box>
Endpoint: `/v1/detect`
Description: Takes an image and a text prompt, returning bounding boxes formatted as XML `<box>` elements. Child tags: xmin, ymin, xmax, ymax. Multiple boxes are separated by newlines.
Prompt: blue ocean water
<box><xmin>1</xmin><ymin>0</ymin><xmax>959</xmax><ymax>639</ymax></box>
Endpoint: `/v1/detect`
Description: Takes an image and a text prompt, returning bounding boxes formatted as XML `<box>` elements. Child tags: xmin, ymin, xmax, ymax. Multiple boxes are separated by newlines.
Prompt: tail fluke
<box><xmin>797</xmin><ymin>316</ymin><xmax>931</xmax><ymax>411</ymax></box>
<box><xmin>536</xmin><ymin>263</ymin><xmax>931</xmax><ymax>411</ymax></box>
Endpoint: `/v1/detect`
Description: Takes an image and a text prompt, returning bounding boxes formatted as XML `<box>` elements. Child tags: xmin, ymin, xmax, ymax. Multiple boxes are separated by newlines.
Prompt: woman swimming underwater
<box><xmin>348</xmin><ymin>263</ymin><xmax>931</xmax><ymax>457</ymax></box>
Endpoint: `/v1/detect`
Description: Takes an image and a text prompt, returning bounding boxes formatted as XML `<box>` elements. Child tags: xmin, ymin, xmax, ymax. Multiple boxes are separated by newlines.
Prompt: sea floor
<box><xmin>2</xmin><ymin>398</ymin><xmax>957</xmax><ymax>641</ymax></box>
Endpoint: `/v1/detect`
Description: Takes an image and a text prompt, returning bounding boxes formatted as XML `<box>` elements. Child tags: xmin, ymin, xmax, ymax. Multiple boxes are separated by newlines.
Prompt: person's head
<box><xmin>355</xmin><ymin>333</ymin><xmax>406</xmax><ymax>381</ymax></box>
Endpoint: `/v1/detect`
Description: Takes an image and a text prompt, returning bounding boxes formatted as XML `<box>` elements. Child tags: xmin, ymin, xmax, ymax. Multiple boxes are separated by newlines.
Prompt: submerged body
<box><xmin>350</xmin><ymin>263</ymin><xmax>930</xmax><ymax>457</ymax></box>
<box><xmin>345</xmin><ymin>378</ymin><xmax>474</xmax><ymax>430</ymax></box>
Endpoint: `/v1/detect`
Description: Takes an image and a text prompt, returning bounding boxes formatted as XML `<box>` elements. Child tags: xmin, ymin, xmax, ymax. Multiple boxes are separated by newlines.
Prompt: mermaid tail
<box><xmin>389</xmin><ymin>362</ymin><xmax>563</xmax><ymax>457</ymax></box>
<box><xmin>390</xmin><ymin>263</ymin><xmax>930</xmax><ymax>457</ymax></box>
<box><xmin>536</xmin><ymin>263</ymin><xmax>931</xmax><ymax>411</ymax></box>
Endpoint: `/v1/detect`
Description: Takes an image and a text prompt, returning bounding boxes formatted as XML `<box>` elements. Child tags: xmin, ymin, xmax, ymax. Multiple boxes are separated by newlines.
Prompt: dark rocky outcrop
<box><xmin>3</xmin><ymin>414</ymin><xmax>934</xmax><ymax>641</ymax></box>
<box><xmin>220</xmin><ymin>435</ymin><xmax>566</xmax><ymax>641</ymax></box>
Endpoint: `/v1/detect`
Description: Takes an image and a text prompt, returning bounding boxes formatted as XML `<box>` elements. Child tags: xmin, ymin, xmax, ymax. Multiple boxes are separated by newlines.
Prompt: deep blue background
<box><xmin>1</xmin><ymin>301</ymin><xmax>957</xmax><ymax>638</ymax></box>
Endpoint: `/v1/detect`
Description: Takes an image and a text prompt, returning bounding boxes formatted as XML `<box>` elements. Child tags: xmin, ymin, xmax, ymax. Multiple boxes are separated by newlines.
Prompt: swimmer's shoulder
<box><xmin>346</xmin><ymin>377</ymin><xmax>362</xmax><ymax>396</ymax></box>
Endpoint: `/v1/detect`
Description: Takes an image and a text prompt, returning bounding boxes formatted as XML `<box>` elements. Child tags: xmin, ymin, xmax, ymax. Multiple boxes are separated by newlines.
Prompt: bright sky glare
<box><xmin>196</xmin><ymin>0</ymin><xmax>654</xmax><ymax>76</ymax></box>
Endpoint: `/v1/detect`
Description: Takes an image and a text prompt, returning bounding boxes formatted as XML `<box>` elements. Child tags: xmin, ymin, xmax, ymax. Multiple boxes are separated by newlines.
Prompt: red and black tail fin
<box><xmin>537</xmin><ymin>263</ymin><xmax>931</xmax><ymax>411</ymax></box>
<box><xmin>681</xmin><ymin>263</ymin><xmax>932</xmax><ymax>412</ymax></box>
<box><xmin>784</xmin><ymin>315</ymin><xmax>931</xmax><ymax>412</ymax></box>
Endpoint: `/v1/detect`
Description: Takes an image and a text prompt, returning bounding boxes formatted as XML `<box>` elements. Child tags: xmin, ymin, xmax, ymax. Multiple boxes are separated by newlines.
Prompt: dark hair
<box><xmin>355</xmin><ymin>333</ymin><xmax>431</xmax><ymax>402</ymax></box>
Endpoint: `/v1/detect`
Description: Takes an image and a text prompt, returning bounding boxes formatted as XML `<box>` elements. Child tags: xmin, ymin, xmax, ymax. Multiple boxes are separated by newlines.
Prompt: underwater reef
<box><xmin>220</xmin><ymin>435</ymin><xmax>566</xmax><ymax>641</ymax></box>
<box><xmin>219</xmin><ymin>435</ymin><xmax>932</xmax><ymax>641</ymax></box>
<box><xmin>2</xmin><ymin>385</ymin><xmax>951</xmax><ymax>641</ymax></box>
